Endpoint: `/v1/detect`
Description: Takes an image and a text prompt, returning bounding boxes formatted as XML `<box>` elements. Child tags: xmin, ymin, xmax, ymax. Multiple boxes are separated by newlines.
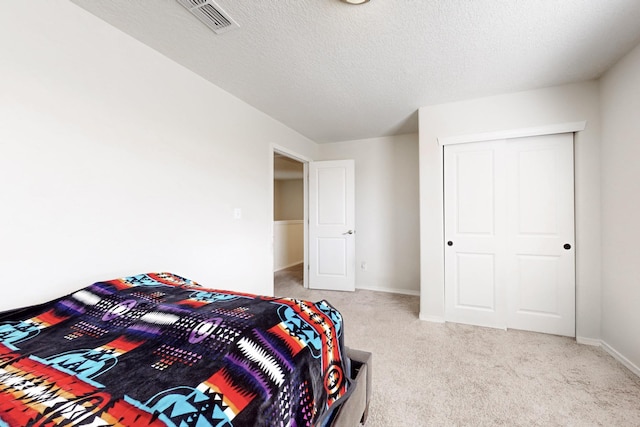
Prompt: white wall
<box><xmin>0</xmin><ymin>1</ymin><xmax>318</xmax><ymax>310</ymax></box>
<box><xmin>418</xmin><ymin>81</ymin><xmax>602</xmax><ymax>340</ymax></box>
<box><xmin>600</xmin><ymin>42</ymin><xmax>640</xmax><ymax>372</ymax></box>
<box><xmin>274</xmin><ymin>179</ymin><xmax>304</xmax><ymax>220</ymax></box>
<box><xmin>319</xmin><ymin>134</ymin><xmax>420</xmax><ymax>295</ymax></box>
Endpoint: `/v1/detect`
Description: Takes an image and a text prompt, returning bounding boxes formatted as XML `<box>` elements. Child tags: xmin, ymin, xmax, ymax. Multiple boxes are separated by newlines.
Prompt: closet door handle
<box><xmin>563</xmin><ymin>243</ymin><xmax>571</xmax><ymax>250</ymax></box>
<box><xmin>447</xmin><ymin>241</ymin><xmax>453</xmax><ymax>246</ymax></box>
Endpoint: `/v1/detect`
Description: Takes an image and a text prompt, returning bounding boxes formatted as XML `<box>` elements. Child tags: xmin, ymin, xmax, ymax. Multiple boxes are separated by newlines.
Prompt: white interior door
<box><xmin>505</xmin><ymin>133</ymin><xmax>575</xmax><ymax>336</ymax></box>
<box><xmin>444</xmin><ymin>140</ymin><xmax>508</xmax><ymax>329</ymax></box>
<box><xmin>444</xmin><ymin>133</ymin><xmax>575</xmax><ymax>337</ymax></box>
<box><xmin>309</xmin><ymin>160</ymin><xmax>355</xmax><ymax>291</ymax></box>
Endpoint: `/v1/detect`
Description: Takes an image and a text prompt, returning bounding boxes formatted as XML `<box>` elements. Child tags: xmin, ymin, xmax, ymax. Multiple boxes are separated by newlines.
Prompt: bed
<box><xmin>0</xmin><ymin>272</ymin><xmax>371</xmax><ymax>426</ymax></box>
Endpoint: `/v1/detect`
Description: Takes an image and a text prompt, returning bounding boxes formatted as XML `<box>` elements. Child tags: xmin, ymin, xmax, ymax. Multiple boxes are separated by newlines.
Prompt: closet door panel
<box><xmin>506</xmin><ymin>133</ymin><xmax>575</xmax><ymax>336</ymax></box>
<box><xmin>444</xmin><ymin>140</ymin><xmax>507</xmax><ymax>329</ymax></box>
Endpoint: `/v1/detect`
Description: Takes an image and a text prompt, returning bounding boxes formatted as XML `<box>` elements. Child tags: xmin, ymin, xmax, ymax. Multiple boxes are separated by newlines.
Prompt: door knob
<box><xmin>563</xmin><ymin>243</ymin><xmax>571</xmax><ymax>250</ymax></box>
<box><xmin>447</xmin><ymin>241</ymin><xmax>453</xmax><ymax>246</ymax></box>
<box><xmin>343</xmin><ymin>230</ymin><xmax>354</xmax><ymax>235</ymax></box>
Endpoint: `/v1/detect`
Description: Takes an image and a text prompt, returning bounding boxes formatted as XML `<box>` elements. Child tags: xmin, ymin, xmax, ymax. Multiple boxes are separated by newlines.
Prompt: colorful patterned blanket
<box><xmin>0</xmin><ymin>273</ymin><xmax>349</xmax><ymax>426</ymax></box>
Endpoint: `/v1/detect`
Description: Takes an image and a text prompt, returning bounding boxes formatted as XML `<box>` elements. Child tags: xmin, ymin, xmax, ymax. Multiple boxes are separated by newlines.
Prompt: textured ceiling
<box><xmin>70</xmin><ymin>0</ymin><xmax>640</xmax><ymax>143</ymax></box>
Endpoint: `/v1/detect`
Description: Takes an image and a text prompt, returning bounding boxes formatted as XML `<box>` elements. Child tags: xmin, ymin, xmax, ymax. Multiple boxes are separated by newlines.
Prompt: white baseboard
<box><xmin>355</xmin><ymin>285</ymin><xmax>419</xmax><ymax>296</ymax></box>
<box><xmin>419</xmin><ymin>313</ymin><xmax>445</xmax><ymax>323</ymax></box>
<box><xmin>601</xmin><ymin>340</ymin><xmax>640</xmax><ymax>378</ymax></box>
<box><xmin>274</xmin><ymin>261</ymin><xmax>303</xmax><ymax>272</ymax></box>
<box><xmin>576</xmin><ymin>336</ymin><xmax>601</xmax><ymax>346</ymax></box>
<box><xmin>576</xmin><ymin>337</ymin><xmax>640</xmax><ymax>378</ymax></box>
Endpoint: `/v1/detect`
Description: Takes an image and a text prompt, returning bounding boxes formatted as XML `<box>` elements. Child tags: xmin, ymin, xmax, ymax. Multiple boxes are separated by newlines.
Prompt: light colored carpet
<box><xmin>275</xmin><ymin>264</ymin><xmax>640</xmax><ymax>426</ymax></box>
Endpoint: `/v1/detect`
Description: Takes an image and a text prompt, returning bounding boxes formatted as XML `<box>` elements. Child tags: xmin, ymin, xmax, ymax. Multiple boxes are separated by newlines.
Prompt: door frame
<box><xmin>271</xmin><ymin>144</ymin><xmax>311</xmax><ymax>290</ymax></box>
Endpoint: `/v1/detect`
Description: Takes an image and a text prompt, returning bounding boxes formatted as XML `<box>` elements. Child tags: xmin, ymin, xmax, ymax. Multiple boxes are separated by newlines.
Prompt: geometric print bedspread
<box><xmin>0</xmin><ymin>272</ymin><xmax>350</xmax><ymax>426</ymax></box>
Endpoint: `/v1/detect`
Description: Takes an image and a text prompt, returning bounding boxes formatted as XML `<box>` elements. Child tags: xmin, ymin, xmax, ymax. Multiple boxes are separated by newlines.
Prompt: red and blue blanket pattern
<box><xmin>0</xmin><ymin>273</ymin><xmax>349</xmax><ymax>426</ymax></box>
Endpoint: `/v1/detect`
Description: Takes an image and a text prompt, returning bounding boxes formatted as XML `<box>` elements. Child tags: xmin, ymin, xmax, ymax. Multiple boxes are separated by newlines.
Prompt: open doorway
<box><xmin>273</xmin><ymin>151</ymin><xmax>306</xmax><ymax>291</ymax></box>
<box><xmin>272</xmin><ymin>148</ymin><xmax>355</xmax><ymax>294</ymax></box>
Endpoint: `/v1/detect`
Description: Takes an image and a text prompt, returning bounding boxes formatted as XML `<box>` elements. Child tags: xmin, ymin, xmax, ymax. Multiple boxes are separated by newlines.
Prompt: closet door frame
<box><xmin>440</xmin><ymin>122</ymin><xmax>584</xmax><ymax>336</ymax></box>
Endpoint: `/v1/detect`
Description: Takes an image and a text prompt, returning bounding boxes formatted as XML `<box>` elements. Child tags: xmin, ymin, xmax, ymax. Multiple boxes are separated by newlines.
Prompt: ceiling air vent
<box><xmin>176</xmin><ymin>0</ymin><xmax>239</xmax><ymax>34</ymax></box>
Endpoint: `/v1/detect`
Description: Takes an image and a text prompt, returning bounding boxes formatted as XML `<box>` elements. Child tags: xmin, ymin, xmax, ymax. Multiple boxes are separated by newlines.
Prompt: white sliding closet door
<box><xmin>505</xmin><ymin>134</ymin><xmax>575</xmax><ymax>336</ymax></box>
<box><xmin>444</xmin><ymin>133</ymin><xmax>575</xmax><ymax>337</ymax></box>
<box><xmin>444</xmin><ymin>140</ymin><xmax>508</xmax><ymax>329</ymax></box>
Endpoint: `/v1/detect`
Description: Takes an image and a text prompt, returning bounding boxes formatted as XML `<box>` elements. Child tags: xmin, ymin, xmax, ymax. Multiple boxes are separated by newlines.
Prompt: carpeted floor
<box><xmin>275</xmin><ymin>264</ymin><xmax>640</xmax><ymax>426</ymax></box>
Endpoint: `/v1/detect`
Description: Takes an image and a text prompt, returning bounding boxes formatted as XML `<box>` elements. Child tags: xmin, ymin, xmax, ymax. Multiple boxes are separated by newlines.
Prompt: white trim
<box><xmin>579</xmin><ymin>337</ymin><xmax>640</xmax><ymax>378</ymax></box>
<box><xmin>601</xmin><ymin>340</ymin><xmax>640</xmax><ymax>378</ymax></box>
<box><xmin>419</xmin><ymin>313</ymin><xmax>445</xmax><ymax>323</ymax></box>
<box><xmin>274</xmin><ymin>261</ymin><xmax>304</xmax><ymax>272</ymax></box>
<box><xmin>356</xmin><ymin>285</ymin><xmax>420</xmax><ymax>296</ymax></box>
<box><xmin>576</xmin><ymin>336</ymin><xmax>601</xmax><ymax>346</ymax></box>
<box><xmin>274</xmin><ymin>220</ymin><xmax>304</xmax><ymax>225</ymax></box>
<box><xmin>438</xmin><ymin>121</ymin><xmax>587</xmax><ymax>146</ymax></box>
<box><xmin>272</xmin><ymin>144</ymin><xmax>312</xmax><ymax>163</ymax></box>
<box><xmin>302</xmin><ymin>161</ymin><xmax>308</xmax><ymax>289</ymax></box>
